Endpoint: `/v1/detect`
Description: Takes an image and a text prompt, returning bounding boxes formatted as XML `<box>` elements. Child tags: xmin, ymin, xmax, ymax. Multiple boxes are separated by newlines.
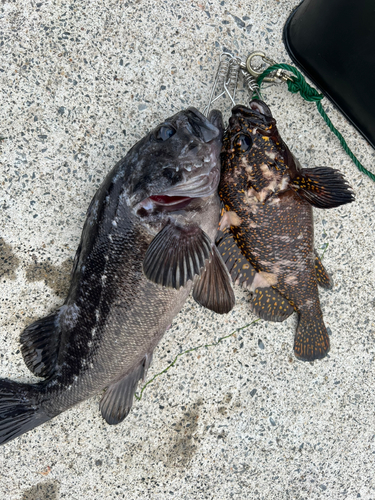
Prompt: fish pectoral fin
<box><xmin>20</xmin><ymin>312</ymin><xmax>62</xmax><ymax>378</ymax></box>
<box><xmin>314</xmin><ymin>251</ymin><xmax>333</xmax><ymax>289</ymax></box>
<box><xmin>193</xmin><ymin>245</ymin><xmax>235</xmax><ymax>314</ymax></box>
<box><xmin>292</xmin><ymin>167</ymin><xmax>354</xmax><ymax>209</ymax></box>
<box><xmin>294</xmin><ymin>310</ymin><xmax>330</xmax><ymax>361</ymax></box>
<box><xmin>100</xmin><ymin>354</ymin><xmax>153</xmax><ymax>425</ymax></box>
<box><xmin>249</xmin><ymin>287</ymin><xmax>295</xmax><ymax>322</ymax></box>
<box><xmin>143</xmin><ymin>220</ymin><xmax>212</xmax><ymax>289</ymax></box>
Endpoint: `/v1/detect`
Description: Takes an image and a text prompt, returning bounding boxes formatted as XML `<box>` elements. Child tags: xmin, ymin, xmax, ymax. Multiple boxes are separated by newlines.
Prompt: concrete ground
<box><xmin>1</xmin><ymin>0</ymin><xmax>374</xmax><ymax>498</ymax></box>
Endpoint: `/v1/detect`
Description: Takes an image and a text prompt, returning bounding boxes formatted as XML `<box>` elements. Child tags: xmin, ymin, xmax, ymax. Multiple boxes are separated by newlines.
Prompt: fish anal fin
<box><xmin>193</xmin><ymin>245</ymin><xmax>235</xmax><ymax>314</ymax></box>
<box><xmin>143</xmin><ymin>221</ymin><xmax>212</xmax><ymax>289</ymax></box>
<box><xmin>250</xmin><ymin>287</ymin><xmax>294</xmax><ymax>322</ymax></box>
<box><xmin>294</xmin><ymin>311</ymin><xmax>330</xmax><ymax>361</ymax></box>
<box><xmin>293</xmin><ymin>167</ymin><xmax>354</xmax><ymax>209</ymax></box>
<box><xmin>100</xmin><ymin>354</ymin><xmax>153</xmax><ymax>425</ymax></box>
<box><xmin>314</xmin><ymin>251</ymin><xmax>333</xmax><ymax>289</ymax></box>
<box><xmin>20</xmin><ymin>312</ymin><xmax>62</xmax><ymax>378</ymax></box>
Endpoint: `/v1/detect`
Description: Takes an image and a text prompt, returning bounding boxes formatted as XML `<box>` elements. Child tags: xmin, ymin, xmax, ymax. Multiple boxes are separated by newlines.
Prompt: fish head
<box><xmin>222</xmin><ymin>100</ymin><xmax>294</xmax><ymax>201</ymax></box>
<box><xmin>123</xmin><ymin>107</ymin><xmax>223</xmax><ymax>214</ymax></box>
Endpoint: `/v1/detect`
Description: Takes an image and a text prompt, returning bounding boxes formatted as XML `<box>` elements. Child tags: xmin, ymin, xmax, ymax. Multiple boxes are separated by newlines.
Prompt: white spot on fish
<box><xmin>112</xmin><ymin>220</ymin><xmax>118</xmax><ymax>227</ymax></box>
<box><xmin>260</xmin><ymin>163</ymin><xmax>274</xmax><ymax>180</ymax></box>
<box><xmin>265</xmin><ymin>150</ymin><xmax>277</xmax><ymax>160</ymax></box>
<box><xmin>285</xmin><ymin>275</ymin><xmax>299</xmax><ymax>286</ymax></box>
<box><xmin>58</xmin><ymin>303</ymin><xmax>80</xmax><ymax>330</ymax></box>
<box><xmin>220</xmin><ymin>211</ymin><xmax>242</xmax><ymax>231</ymax></box>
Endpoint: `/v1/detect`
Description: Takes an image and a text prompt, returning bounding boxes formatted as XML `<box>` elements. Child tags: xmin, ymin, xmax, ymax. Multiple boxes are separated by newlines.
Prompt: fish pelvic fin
<box><xmin>20</xmin><ymin>311</ymin><xmax>62</xmax><ymax>378</ymax></box>
<box><xmin>294</xmin><ymin>310</ymin><xmax>330</xmax><ymax>361</ymax></box>
<box><xmin>216</xmin><ymin>228</ymin><xmax>258</xmax><ymax>288</ymax></box>
<box><xmin>0</xmin><ymin>380</ymin><xmax>49</xmax><ymax>445</ymax></box>
<box><xmin>100</xmin><ymin>354</ymin><xmax>153</xmax><ymax>425</ymax></box>
<box><xmin>292</xmin><ymin>167</ymin><xmax>355</xmax><ymax>209</ymax></box>
<box><xmin>314</xmin><ymin>251</ymin><xmax>333</xmax><ymax>289</ymax></box>
<box><xmin>143</xmin><ymin>220</ymin><xmax>213</xmax><ymax>289</ymax></box>
<box><xmin>193</xmin><ymin>245</ymin><xmax>235</xmax><ymax>314</ymax></box>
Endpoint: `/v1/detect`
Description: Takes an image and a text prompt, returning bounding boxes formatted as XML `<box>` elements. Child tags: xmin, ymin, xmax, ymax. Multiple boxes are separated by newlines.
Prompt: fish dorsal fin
<box><xmin>143</xmin><ymin>220</ymin><xmax>212</xmax><ymax>289</ymax></box>
<box><xmin>193</xmin><ymin>245</ymin><xmax>235</xmax><ymax>314</ymax></box>
<box><xmin>314</xmin><ymin>251</ymin><xmax>333</xmax><ymax>289</ymax></box>
<box><xmin>216</xmin><ymin>229</ymin><xmax>294</xmax><ymax>322</ymax></box>
<box><xmin>20</xmin><ymin>312</ymin><xmax>62</xmax><ymax>378</ymax></box>
<box><xmin>292</xmin><ymin>167</ymin><xmax>355</xmax><ymax>209</ymax></box>
<box><xmin>100</xmin><ymin>355</ymin><xmax>153</xmax><ymax>425</ymax></box>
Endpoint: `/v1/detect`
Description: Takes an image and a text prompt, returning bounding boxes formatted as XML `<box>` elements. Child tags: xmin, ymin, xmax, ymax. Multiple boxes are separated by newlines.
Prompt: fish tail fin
<box><xmin>0</xmin><ymin>379</ymin><xmax>49</xmax><ymax>445</ymax></box>
<box><xmin>294</xmin><ymin>310</ymin><xmax>330</xmax><ymax>361</ymax></box>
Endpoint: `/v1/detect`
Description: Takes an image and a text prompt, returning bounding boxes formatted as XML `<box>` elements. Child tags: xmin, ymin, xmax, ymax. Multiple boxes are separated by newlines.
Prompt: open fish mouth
<box><xmin>140</xmin><ymin>166</ymin><xmax>220</xmax><ymax>212</ymax></box>
<box><xmin>148</xmin><ymin>195</ymin><xmax>193</xmax><ymax>211</ymax></box>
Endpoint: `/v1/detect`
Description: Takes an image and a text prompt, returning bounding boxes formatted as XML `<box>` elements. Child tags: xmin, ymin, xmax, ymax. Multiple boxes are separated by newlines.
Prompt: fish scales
<box><xmin>219</xmin><ymin>100</ymin><xmax>354</xmax><ymax>361</ymax></box>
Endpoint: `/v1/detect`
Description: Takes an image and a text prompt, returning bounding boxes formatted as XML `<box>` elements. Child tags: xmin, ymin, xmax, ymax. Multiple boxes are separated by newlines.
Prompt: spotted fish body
<box><xmin>218</xmin><ymin>101</ymin><xmax>354</xmax><ymax>361</ymax></box>
<box><xmin>0</xmin><ymin>108</ymin><xmax>234</xmax><ymax>445</ymax></box>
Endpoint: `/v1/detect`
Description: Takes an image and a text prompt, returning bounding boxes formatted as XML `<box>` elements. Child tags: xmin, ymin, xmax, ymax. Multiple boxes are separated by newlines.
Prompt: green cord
<box><xmin>257</xmin><ymin>63</ymin><xmax>375</xmax><ymax>183</ymax></box>
<box><xmin>134</xmin><ymin>319</ymin><xmax>260</xmax><ymax>401</ymax></box>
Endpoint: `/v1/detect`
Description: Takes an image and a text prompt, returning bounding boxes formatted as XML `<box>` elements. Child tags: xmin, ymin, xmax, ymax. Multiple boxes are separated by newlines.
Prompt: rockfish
<box><xmin>0</xmin><ymin>108</ymin><xmax>234</xmax><ymax>445</ymax></box>
<box><xmin>218</xmin><ymin>100</ymin><xmax>354</xmax><ymax>361</ymax></box>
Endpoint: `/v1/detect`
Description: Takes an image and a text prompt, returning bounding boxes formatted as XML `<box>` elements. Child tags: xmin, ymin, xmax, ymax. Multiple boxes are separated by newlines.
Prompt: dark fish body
<box><xmin>218</xmin><ymin>101</ymin><xmax>354</xmax><ymax>361</ymax></box>
<box><xmin>0</xmin><ymin>108</ymin><xmax>234</xmax><ymax>444</ymax></box>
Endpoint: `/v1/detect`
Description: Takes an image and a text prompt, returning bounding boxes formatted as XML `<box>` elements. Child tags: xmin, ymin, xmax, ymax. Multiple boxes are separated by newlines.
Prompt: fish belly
<box><xmin>233</xmin><ymin>191</ymin><xmax>319</xmax><ymax>312</ymax></box>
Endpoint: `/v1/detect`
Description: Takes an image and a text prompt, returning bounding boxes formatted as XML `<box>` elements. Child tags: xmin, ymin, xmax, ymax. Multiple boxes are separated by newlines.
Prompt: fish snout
<box><xmin>186</xmin><ymin>107</ymin><xmax>221</xmax><ymax>143</ymax></box>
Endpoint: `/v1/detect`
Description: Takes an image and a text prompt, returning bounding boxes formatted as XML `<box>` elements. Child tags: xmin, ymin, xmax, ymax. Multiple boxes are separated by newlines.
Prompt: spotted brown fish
<box><xmin>218</xmin><ymin>100</ymin><xmax>354</xmax><ymax>361</ymax></box>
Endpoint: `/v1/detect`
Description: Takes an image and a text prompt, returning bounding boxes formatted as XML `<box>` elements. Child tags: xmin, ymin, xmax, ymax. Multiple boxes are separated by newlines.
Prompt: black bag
<box><xmin>283</xmin><ymin>0</ymin><xmax>375</xmax><ymax>150</ymax></box>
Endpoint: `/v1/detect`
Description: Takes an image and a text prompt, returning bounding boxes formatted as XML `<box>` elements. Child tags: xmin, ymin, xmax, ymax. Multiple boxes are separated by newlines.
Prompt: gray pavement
<box><xmin>1</xmin><ymin>1</ymin><xmax>375</xmax><ymax>499</ymax></box>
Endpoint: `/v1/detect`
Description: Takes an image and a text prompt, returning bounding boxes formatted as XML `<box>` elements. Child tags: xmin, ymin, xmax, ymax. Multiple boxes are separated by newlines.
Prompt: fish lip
<box><xmin>230</xmin><ymin>101</ymin><xmax>275</xmax><ymax>133</ymax></box>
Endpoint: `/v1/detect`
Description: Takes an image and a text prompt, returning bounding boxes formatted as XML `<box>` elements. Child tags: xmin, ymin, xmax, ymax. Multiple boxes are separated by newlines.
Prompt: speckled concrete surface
<box><xmin>1</xmin><ymin>1</ymin><xmax>374</xmax><ymax>499</ymax></box>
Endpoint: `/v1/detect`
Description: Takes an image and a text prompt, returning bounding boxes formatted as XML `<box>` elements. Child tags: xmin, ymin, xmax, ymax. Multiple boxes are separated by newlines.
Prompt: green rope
<box><xmin>257</xmin><ymin>63</ymin><xmax>375</xmax><ymax>183</ymax></box>
<box><xmin>134</xmin><ymin>319</ymin><xmax>260</xmax><ymax>401</ymax></box>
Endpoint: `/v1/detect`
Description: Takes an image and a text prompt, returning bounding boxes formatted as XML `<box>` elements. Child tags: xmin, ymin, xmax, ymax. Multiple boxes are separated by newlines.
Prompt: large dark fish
<box><xmin>0</xmin><ymin>108</ymin><xmax>234</xmax><ymax>445</ymax></box>
<box><xmin>218</xmin><ymin>100</ymin><xmax>354</xmax><ymax>361</ymax></box>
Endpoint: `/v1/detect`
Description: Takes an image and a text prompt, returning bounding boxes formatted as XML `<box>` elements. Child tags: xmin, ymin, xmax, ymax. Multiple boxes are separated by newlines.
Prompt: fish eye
<box><xmin>234</xmin><ymin>134</ymin><xmax>253</xmax><ymax>152</ymax></box>
<box><xmin>155</xmin><ymin>125</ymin><xmax>176</xmax><ymax>141</ymax></box>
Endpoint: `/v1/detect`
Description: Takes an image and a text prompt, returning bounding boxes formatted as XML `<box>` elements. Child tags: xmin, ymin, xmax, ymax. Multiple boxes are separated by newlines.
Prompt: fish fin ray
<box><xmin>294</xmin><ymin>311</ymin><xmax>330</xmax><ymax>361</ymax></box>
<box><xmin>20</xmin><ymin>312</ymin><xmax>62</xmax><ymax>378</ymax></box>
<box><xmin>249</xmin><ymin>287</ymin><xmax>294</xmax><ymax>322</ymax></box>
<box><xmin>314</xmin><ymin>251</ymin><xmax>333</xmax><ymax>289</ymax></box>
<box><xmin>100</xmin><ymin>354</ymin><xmax>153</xmax><ymax>425</ymax></box>
<box><xmin>143</xmin><ymin>221</ymin><xmax>212</xmax><ymax>289</ymax></box>
<box><xmin>0</xmin><ymin>380</ymin><xmax>49</xmax><ymax>445</ymax></box>
<box><xmin>293</xmin><ymin>167</ymin><xmax>354</xmax><ymax>209</ymax></box>
<box><xmin>216</xmin><ymin>229</ymin><xmax>258</xmax><ymax>289</ymax></box>
<box><xmin>193</xmin><ymin>245</ymin><xmax>235</xmax><ymax>314</ymax></box>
